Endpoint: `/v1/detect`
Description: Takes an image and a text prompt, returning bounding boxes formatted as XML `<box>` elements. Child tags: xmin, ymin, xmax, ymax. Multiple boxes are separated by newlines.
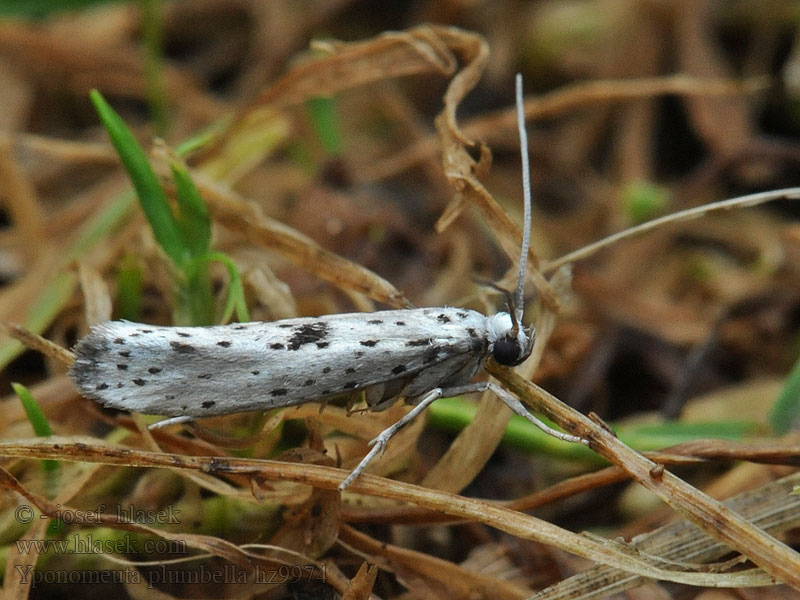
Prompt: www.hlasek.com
<box><xmin>15</xmin><ymin>533</ymin><xmax>187</xmax><ymax>556</ymax></box>
<box><xmin>13</xmin><ymin>564</ymin><xmax>328</xmax><ymax>588</ymax></box>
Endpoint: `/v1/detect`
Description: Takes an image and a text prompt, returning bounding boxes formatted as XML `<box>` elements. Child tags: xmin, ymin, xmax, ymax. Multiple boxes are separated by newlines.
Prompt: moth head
<box><xmin>487</xmin><ymin>312</ymin><xmax>535</xmax><ymax>367</ymax></box>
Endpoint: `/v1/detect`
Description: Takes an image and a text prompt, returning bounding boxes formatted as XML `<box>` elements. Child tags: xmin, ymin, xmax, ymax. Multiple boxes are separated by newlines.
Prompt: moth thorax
<box><xmin>486</xmin><ymin>312</ymin><xmax>534</xmax><ymax>367</ymax></box>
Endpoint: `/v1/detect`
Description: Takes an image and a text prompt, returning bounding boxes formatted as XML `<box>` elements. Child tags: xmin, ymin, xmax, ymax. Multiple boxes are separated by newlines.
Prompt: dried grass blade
<box><xmin>251</xmin><ymin>26</ymin><xmax>457</xmax><ymax>110</ymax></box>
<box><xmin>0</xmin><ymin>438</ymin><xmax>779</xmax><ymax>588</ymax></box>
<box><xmin>192</xmin><ymin>171</ymin><xmax>411</xmax><ymax>307</ymax></box>
<box><xmin>487</xmin><ymin>365</ymin><xmax>800</xmax><ymax>590</ymax></box>
<box><xmin>544</xmin><ymin>187</ymin><xmax>800</xmax><ymax>272</ymax></box>
<box><xmin>531</xmin><ymin>472</ymin><xmax>800</xmax><ymax>599</ymax></box>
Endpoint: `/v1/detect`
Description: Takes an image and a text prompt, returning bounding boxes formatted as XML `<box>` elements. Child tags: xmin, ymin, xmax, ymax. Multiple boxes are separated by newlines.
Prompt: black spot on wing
<box><xmin>201</xmin><ymin>401</ymin><xmax>215</xmax><ymax>409</ymax></box>
<box><xmin>392</xmin><ymin>365</ymin><xmax>406</xmax><ymax>374</ymax></box>
<box><xmin>368</xmin><ymin>319</ymin><xmax>383</xmax><ymax>324</ymax></box>
<box><xmin>270</xmin><ymin>343</ymin><xmax>284</xmax><ymax>350</ymax></box>
<box><xmin>287</xmin><ymin>322</ymin><xmax>329</xmax><ymax>350</ymax></box>
<box><xmin>148</xmin><ymin>367</ymin><xmax>162</xmax><ymax>374</ymax></box>
<box><xmin>170</xmin><ymin>341</ymin><xmax>196</xmax><ymax>354</ymax></box>
<box><xmin>176</xmin><ymin>332</ymin><xmax>191</xmax><ymax>338</ymax></box>
<box><xmin>360</xmin><ymin>340</ymin><xmax>378</xmax><ymax>347</ymax></box>
<box><xmin>217</xmin><ymin>340</ymin><xmax>232</xmax><ymax>348</ymax></box>
<box><xmin>132</xmin><ymin>378</ymin><xmax>146</xmax><ymax>386</ymax></box>
<box><xmin>270</xmin><ymin>389</ymin><xmax>288</xmax><ymax>397</ymax></box>
<box><xmin>96</xmin><ymin>383</ymin><xmax>109</xmax><ymax>391</ymax></box>
<box><xmin>316</xmin><ymin>341</ymin><xmax>329</xmax><ymax>349</ymax></box>
<box><xmin>113</xmin><ymin>338</ymin><xmax>125</xmax><ymax>345</ymax></box>
<box><xmin>118</xmin><ymin>350</ymin><xmax>130</xmax><ymax>358</ymax></box>
<box><xmin>345</xmin><ymin>367</ymin><xmax>356</xmax><ymax>374</ymax></box>
<box><xmin>407</xmin><ymin>338</ymin><xmax>431</xmax><ymax>347</ymax></box>
<box><xmin>116</xmin><ymin>364</ymin><xmax>128</xmax><ymax>371</ymax></box>
<box><xmin>437</xmin><ymin>313</ymin><xmax>451</xmax><ymax>323</ymax></box>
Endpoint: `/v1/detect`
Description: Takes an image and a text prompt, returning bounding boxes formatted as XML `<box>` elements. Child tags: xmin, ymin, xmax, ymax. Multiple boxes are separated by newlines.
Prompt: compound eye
<box><xmin>492</xmin><ymin>337</ymin><xmax>522</xmax><ymax>366</ymax></box>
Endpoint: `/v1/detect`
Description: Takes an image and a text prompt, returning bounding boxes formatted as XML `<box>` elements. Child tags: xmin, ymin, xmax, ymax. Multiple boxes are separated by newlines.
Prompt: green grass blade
<box><xmin>306</xmin><ymin>96</ymin><xmax>342</xmax><ymax>157</ymax></box>
<box><xmin>428</xmin><ymin>396</ymin><xmax>764</xmax><ymax>462</ymax></box>
<box><xmin>199</xmin><ymin>252</ymin><xmax>250</xmax><ymax>323</ymax></box>
<box><xmin>0</xmin><ymin>0</ymin><xmax>110</xmax><ymax>17</ymax></box>
<box><xmin>170</xmin><ymin>161</ymin><xmax>211</xmax><ymax>259</ymax></box>
<box><xmin>140</xmin><ymin>0</ymin><xmax>169</xmax><ymax>135</ymax></box>
<box><xmin>175</xmin><ymin>119</ymin><xmax>229</xmax><ymax>158</ymax></box>
<box><xmin>0</xmin><ymin>189</ymin><xmax>136</xmax><ymax>370</ymax></box>
<box><xmin>66</xmin><ymin>190</ymin><xmax>137</xmax><ymax>262</ymax></box>
<box><xmin>89</xmin><ymin>89</ymin><xmax>186</xmax><ymax>266</ymax></box>
<box><xmin>116</xmin><ymin>254</ymin><xmax>144</xmax><ymax>321</ymax></box>
<box><xmin>11</xmin><ymin>383</ymin><xmax>58</xmax><ymax>473</ymax></box>
<box><xmin>0</xmin><ymin>271</ymin><xmax>77</xmax><ymax>371</ymax></box>
<box><xmin>770</xmin><ymin>353</ymin><xmax>800</xmax><ymax>434</ymax></box>
<box><xmin>178</xmin><ymin>268</ymin><xmax>215</xmax><ymax>326</ymax></box>
<box><xmin>12</xmin><ymin>382</ymin><xmax>53</xmax><ymax>437</ymax></box>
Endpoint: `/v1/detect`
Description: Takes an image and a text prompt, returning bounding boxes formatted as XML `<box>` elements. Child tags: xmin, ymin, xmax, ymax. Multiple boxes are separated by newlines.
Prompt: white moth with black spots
<box><xmin>69</xmin><ymin>75</ymin><xmax>587</xmax><ymax>490</ymax></box>
<box><xmin>71</xmin><ymin>308</ymin><xmax>519</xmax><ymax>416</ymax></box>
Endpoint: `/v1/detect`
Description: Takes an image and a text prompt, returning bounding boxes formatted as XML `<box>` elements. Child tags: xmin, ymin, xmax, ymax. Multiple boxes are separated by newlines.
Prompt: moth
<box><xmin>69</xmin><ymin>75</ymin><xmax>585</xmax><ymax>490</ymax></box>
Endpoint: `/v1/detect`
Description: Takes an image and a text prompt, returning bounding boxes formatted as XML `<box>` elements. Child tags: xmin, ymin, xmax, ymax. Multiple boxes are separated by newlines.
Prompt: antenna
<box><xmin>514</xmin><ymin>73</ymin><xmax>532</xmax><ymax>321</ymax></box>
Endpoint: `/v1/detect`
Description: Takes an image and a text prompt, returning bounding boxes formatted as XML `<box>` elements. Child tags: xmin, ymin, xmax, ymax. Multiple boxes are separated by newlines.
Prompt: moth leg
<box><xmin>149</xmin><ymin>415</ymin><xmax>194</xmax><ymax>429</ymax></box>
<box><xmin>338</xmin><ymin>381</ymin><xmax>588</xmax><ymax>491</ymax></box>
<box><xmin>478</xmin><ymin>381</ymin><xmax>587</xmax><ymax>445</ymax></box>
<box><xmin>339</xmin><ymin>388</ymin><xmax>442</xmax><ymax>491</ymax></box>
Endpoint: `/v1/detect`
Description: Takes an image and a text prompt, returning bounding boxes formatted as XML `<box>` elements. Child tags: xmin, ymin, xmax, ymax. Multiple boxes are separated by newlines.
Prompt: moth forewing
<box><xmin>70</xmin><ymin>307</ymin><xmax>498</xmax><ymax>417</ymax></box>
